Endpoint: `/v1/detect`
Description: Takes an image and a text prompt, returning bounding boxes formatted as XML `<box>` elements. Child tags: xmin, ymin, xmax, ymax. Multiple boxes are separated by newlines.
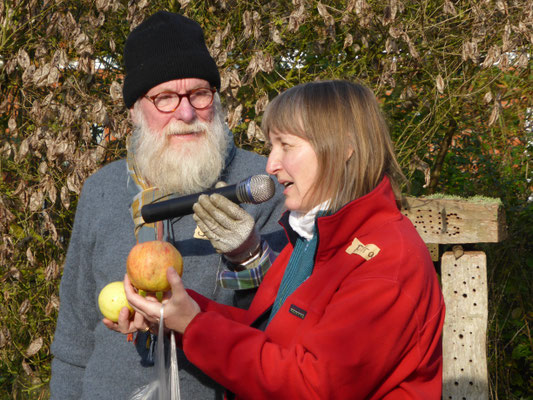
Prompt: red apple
<box><xmin>126</xmin><ymin>240</ymin><xmax>183</xmax><ymax>292</ymax></box>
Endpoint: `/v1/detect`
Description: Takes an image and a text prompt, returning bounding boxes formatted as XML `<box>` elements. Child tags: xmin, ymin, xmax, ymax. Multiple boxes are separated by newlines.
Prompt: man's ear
<box><xmin>129</xmin><ymin>107</ymin><xmax>137</xmax><ymax>124</ymax></box>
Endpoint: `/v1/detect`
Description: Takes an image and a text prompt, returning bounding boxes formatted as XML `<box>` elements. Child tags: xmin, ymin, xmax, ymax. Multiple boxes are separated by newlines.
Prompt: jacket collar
<box><xmin>280</xmin><ymin>176</ymin><xmax>401</xmax><ymax>262</ymax></box>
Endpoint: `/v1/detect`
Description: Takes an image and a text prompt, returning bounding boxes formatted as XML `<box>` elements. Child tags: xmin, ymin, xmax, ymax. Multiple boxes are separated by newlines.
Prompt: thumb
<box><xmin>167</xmin><ymin>266</ymin><xmax>184</xmax><ymax>292</ymax></box>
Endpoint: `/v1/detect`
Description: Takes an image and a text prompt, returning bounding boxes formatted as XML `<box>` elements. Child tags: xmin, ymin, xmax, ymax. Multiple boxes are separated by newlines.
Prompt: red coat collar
<box><xmin>279</xmin><ymin>176</ymin><xmax>402</xmax><ymax>263</ymax></box>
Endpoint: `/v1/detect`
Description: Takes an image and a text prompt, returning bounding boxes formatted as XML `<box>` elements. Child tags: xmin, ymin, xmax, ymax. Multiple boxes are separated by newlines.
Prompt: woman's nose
<box><xmin>266</xmin><ymin>152</ymin><xmax>280</xmax><ymax>175</ymax></box>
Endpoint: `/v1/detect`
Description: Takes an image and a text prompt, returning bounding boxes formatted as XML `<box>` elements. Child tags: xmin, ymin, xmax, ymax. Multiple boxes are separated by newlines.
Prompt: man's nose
<box><xmin>171</xmin><ymin>97</ymin><xmax>196</xmax><ymax>123</ymax></box>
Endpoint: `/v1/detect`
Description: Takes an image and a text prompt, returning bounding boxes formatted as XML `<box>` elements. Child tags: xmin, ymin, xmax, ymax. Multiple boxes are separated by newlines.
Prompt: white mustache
<box><xmin>164</xmin><ymin>121</ymin><xmax>208</xmax><ymax>136</ymax></box>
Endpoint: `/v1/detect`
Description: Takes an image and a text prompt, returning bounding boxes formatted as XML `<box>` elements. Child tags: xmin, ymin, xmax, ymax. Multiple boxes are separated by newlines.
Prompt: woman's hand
<box><xmin>124</xmin><ymin>267</ymin><xmax>201</xmax><ymax>334</ymax></box>
<box><xmin>102</xmin><ymin>293</ymin><xmax>160</xmax><ymax>334</ymax></box>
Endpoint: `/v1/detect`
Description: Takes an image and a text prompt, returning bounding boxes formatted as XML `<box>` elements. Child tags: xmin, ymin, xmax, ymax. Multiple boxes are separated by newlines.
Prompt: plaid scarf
<box><xmin>126</xmin><ymin>136</ymin><xmax>178</xmax><ymax>243</ymax></box>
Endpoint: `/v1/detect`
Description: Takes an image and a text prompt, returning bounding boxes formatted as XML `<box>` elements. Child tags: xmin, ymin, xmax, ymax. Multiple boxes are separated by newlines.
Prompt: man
<box><xmin>50</xmin><ymin>11</ymin><xmax>286</xmax><ymax>399</ymax></box>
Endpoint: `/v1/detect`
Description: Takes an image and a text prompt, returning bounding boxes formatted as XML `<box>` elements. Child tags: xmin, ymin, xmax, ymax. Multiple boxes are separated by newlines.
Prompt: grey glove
<box><xmin>192</xmin><ymin>192</ymin><xmax>261</xmax><ymax>265</ymax></box>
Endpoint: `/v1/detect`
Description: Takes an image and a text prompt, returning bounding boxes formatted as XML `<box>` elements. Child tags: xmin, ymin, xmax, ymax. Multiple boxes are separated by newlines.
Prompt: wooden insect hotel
<box><xmin>401</xmin><ymin>196</ymin><xmax>507</xmax><ymax>400</ymax></box>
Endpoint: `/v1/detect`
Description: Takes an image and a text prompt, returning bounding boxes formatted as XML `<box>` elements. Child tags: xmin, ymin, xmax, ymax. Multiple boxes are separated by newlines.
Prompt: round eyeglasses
<box><xmin>144</xmin><ymin>88</ymin><xmax>216</xmax><ymax>113</ymax></box>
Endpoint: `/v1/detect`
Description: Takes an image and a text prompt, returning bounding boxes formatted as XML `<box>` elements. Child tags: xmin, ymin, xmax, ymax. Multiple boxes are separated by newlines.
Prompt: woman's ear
<box><xmin>346</xmin><ymin>147</ymin><xmax>354</xmax><ymax>162</ymax></box>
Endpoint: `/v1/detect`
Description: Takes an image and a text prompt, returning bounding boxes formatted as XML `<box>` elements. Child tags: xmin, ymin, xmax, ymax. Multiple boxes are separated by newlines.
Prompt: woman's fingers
<box><xmin>123</xmin><ymin>274</ymin><xmax>162</xmax><ymax>323</ymax></box>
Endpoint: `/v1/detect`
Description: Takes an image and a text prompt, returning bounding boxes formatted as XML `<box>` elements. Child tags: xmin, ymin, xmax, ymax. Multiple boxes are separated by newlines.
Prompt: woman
<box><xmin>124</xmin><ymin>80</ymin><xmax>445</xmax><ymax>399</ymax></box>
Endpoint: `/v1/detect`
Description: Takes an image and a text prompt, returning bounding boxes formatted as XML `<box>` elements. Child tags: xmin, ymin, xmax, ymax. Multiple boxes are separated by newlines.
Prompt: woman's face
<box><xmin>266</xmin><ymin>130</ymin><xmax>320</xmax><ymax>213</ymax></box>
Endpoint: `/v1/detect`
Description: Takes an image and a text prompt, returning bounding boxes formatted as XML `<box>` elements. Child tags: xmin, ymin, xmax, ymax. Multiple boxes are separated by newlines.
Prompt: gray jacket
<box><xmin>50</xmin><ymin>143</ymin><xmax>287</xmax><ymax>400</ymax></box>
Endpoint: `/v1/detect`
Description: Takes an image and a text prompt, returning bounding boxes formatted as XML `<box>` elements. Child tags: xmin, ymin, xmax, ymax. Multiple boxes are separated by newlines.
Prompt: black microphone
<box><xmin>141</xmin><ymin>175</ymin><xmax>276</xmax><ymax>223</ymax></box>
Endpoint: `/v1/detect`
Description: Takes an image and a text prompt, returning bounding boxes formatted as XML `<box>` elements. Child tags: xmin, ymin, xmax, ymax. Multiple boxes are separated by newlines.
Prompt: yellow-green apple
<box><xmin>98</xmin><ymin>281</ymin><xmax>133</xmax><ymax>322</ymax></box>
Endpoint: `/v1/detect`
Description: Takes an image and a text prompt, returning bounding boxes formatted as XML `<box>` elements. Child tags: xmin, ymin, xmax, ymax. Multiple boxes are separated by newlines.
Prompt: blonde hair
<box><xmin>261</xmin><ymin>80</ymin><xmax>406</xmax><ymax>213</ymax></box>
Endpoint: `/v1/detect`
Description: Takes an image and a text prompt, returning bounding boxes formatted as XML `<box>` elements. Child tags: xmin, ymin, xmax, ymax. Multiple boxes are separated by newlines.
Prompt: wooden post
<box><xmin>441</xmin><ymin>251</ymin><xmax>489</xmax><ymax>400</ymax></box>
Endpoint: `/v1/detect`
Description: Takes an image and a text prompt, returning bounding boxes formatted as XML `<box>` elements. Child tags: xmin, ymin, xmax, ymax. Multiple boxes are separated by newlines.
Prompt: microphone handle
<box><xmin>141</xmin><ymin>184</ymin><xmax>239</xmax><ymax>223</ymax></box>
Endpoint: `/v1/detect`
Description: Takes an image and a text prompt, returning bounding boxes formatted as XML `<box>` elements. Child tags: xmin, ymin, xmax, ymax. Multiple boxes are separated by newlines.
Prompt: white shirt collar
<box><xmin>288</xmin><ymin>200</ymin><xmax>331</xmax><ymax>241</ymax></box>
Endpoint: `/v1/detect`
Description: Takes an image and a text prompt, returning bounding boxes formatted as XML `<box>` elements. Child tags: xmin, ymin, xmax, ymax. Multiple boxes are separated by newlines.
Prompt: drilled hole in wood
<box><xmin>473</xmin><ymin>303</ymin><xmax>477</xmax><ymax>306</ymax></box>
<box><xmin>462</xmin><ymin>294</ymin><xmax>467</xmax><ymax>298</ymax></box>
<box><xmin>454</xmin><ymin>382</ymin><xmax>459</xmax><ymax>386</ymax></box>
<box><xmin>459</xmin><ymin>334</ymin><xmax>464</xmax><ymax>339</ymax></box>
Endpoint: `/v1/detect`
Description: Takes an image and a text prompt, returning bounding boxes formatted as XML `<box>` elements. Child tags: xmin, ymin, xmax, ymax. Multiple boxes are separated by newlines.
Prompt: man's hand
<box><xmin>192</xmin><ymin>192</ymin><xmax>261</xmax><ymax>265</ymax></box>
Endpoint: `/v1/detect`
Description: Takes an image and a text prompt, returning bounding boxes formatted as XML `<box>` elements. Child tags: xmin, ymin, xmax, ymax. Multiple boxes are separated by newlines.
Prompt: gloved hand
<box><xmin>192</xmin><ymin>191</ymin><xmax>261</xmax><ymax>266</ymax></box>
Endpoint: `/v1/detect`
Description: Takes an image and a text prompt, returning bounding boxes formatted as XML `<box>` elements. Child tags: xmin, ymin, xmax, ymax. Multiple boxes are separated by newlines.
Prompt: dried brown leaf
<box><xmin>443</xmin><ymin>0</ymin><xmax>456</xmax><ymax>15</ymax></box>
<box><xmin>45</xmin><ymin>260</ymin><xmax>60</xmax><ymax>281</ymax></box>
<box><xmin>254</xmin><ymin>94</ymin><xmax>269</xmax><ymax>115</ymax></box>
<box><xmin>436</xmin><ymin>75</ymin><xmax>445</xmax><ymax>94</ymax></box>
<box><xmin>47</xmin><ymin>67</ymin><xmax>60</xmax><ymax>86</ymax></box>
<box><xmin>95</xmin><ymin>0</ymin><xmax>111</xmax><ymax>11</ymax></box>
<box><xmin>288</xmin><ymin>1</ymin><xmax>307</xmax><ymax>32</ymax></box>
<box><xmin>482</xmin><ymin>45</ymin><xmax>501</xmax><ymax>68</ymax></box>
<box><xmin>6</xmin><ymin>267</ymin><xmax>21</xmax><ymax>281</ymax></box>
<box><xmin>61</xmin><ymin>186</ymin><xmax>70</xmax><ymax>209</ymax></box>
<box><xmin>246</xmin><ymin>121</ymin><xmax>266</xmax><ymax>142</ymax></box>
<box><xmin>496</xmin><ymin>0</ymin><xmax>508</xmax><ymax>14</ymax></box>
<box><xmin>109</xmin><ymin>38</ymin><xmax>116</xmax><ymax>53</ymax></box>
<box><xmin>19</xmin><ymin>299</ymin><xmax>31</xmax><ymax>315</ymax></box>
<box><xmin>8</xmin><ymin>117</ymin><xmax>17</xmax><ymax>132</ymax></box>
<box><xmin>45</xmin><ymin>294</ymin><xmax>60</xmax><ymax>316</ymax></box>
<box><xmin>389</xmin><ymin>25</ymin><xmax>403</xmax><ymax>39</ymax></box>
<box><xmin>17</xmin><ymin>49</ymin><xmax>30</xmax><ymax>69</ymax></box>
<box><xmin>344</xmin><ymin>33</ymin><xmax>353</xmax><ymax>49</ymax></box>
<box><xmin>514</xmin><ymin>53</ymin><xmax>528</xmax><ymax>69</ymax></box>
<box><xmin>227</xmin><ymin>104</ymin><xmax>243</xmax><ymax>130</ymax></box>
<box><xmin>243</xmin><ymin>10</ymin><xmax>253</xmax><ymax>39</ymax></box>
<box><xmin>402</xmin><ymin>33</ymin><xmax>420</xmax><ymax>60</ymax></box>
<box><xmin>26</xmin><ymin>337</ymin><xmax>43</xmax><ymax>357</ymax></box>
<box><xmin>488</xmin><ymin>104</ymin><xmax>500</xmax><ymax>126</ymax></box>
<box><xmin>16</xmin><ymin>138</ymin><xmax>29</xmax><ymax>162</ymax></box>
<box><xmin>317</xmin><ymin>2</ymin><xmax>335</xmax><ymax>38</ymax></box>
<box><xmin>271</xmin><ymin>27</ymin><xmax>283</xmax><ymax>45</ymax></box>
<box><xmin>26</xmin><ymin>247</ymin><xmax>36</xmax><ymax>266</ymax></box>
<box><xmin>110</xmin><ymin>81</ymin><xmax>122</xmax><ymax>101</ymax></box>
<box><xmin>385</xmin><ymin>38</ymin><xmax>397</xmax><ymax>53</ymax></box>
<box><xmin>22</xmin><ymin>361</ymin><xmax>34</xmax><ymax>376</ymax></box>
<box><xmin>462</xmin><ymin>40</ymin><xmax>479</xmax><ymax>63</ymax></box>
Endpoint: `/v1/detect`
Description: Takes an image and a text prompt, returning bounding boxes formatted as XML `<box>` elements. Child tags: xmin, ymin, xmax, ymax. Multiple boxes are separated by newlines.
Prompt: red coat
<box><xmin>184</xmin><ymin>177</ymin><xmax>445</xmax><ymax>399</ymax></box>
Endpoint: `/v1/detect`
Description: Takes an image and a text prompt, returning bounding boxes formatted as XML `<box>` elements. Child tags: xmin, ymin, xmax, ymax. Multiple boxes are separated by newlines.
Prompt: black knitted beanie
<box><xmin>122</xmin><ymin>11</ymin><xmax>220</xmax><ymax>109</ymax></box>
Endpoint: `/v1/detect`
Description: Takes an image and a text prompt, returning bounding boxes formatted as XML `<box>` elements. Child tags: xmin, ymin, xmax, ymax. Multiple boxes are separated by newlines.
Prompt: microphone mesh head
<box><xmin>240</xmin><ymin>175</ymin><xmax>275</xmax><ymax>204</ymax></box>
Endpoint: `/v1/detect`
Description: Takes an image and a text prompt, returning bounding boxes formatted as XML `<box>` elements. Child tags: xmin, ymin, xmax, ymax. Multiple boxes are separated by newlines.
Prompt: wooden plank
<box><xmin>441</xmin><ymin>251</ymin><xmax>488</xmax><ymax>400</ymax></box>
<box><xmin>400</xmin><ymin>196</ymin><xmax>507</xmax><ymax>244</ymax></box>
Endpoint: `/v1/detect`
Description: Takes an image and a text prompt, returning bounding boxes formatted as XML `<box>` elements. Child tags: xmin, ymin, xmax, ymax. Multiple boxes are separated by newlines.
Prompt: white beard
<box><xmin>131</xmin><ymin>101</ymin><xmax>228</xmax><ymax>195</ymax></box>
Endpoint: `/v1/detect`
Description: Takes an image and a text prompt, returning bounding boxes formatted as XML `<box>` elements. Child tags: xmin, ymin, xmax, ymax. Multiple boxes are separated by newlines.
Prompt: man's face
<box><xmin>130</xmin><ymin>78</ymin><xmax>228</xmax><ymax>195</ymax></box>
<box><xmin>132</xmin><ymin>78</ymin><xmax>215</xmax><ymax>150</ymax></box>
